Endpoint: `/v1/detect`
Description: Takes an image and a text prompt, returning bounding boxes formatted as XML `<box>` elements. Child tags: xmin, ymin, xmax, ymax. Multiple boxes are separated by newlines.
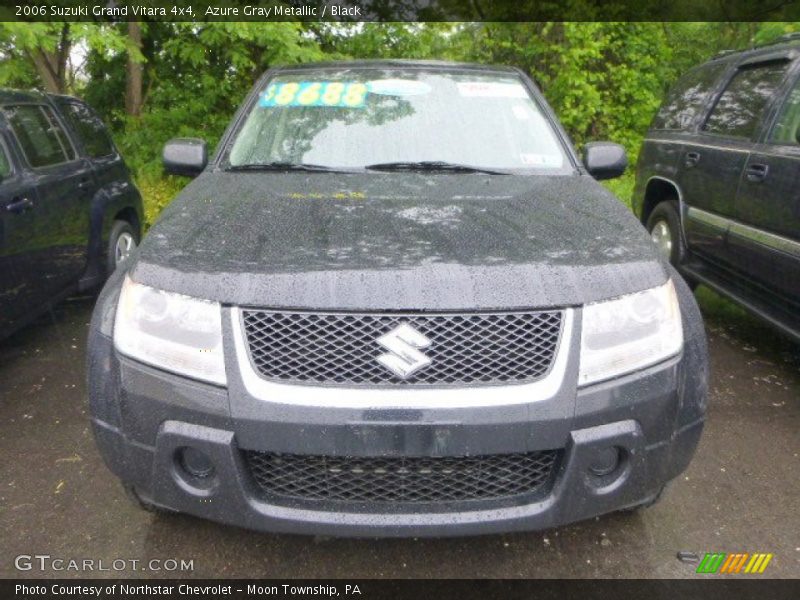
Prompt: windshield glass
<box><xmin>227</xmin><ymin>67</ymin><xmax>571</xmax><ymax>172</ymax></box>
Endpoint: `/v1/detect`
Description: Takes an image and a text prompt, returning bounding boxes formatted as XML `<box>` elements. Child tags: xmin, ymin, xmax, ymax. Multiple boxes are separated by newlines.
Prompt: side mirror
<box><xmin>163</xmin><ymin>138</ymin><xmax>208</xmax><ymax>177</ymax></box>
<box><xmin>583</xmin><ymin>142</ymin><xmax>627</xmax><ymax>180</ymax></box>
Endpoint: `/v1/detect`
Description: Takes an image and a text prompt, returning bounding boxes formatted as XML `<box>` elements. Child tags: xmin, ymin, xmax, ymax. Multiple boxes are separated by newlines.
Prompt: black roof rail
<box><xmin>712</xmin><ymin>49</ymin><xmax>739</xmax><ymax>59</ymax></box>
<box><xmin>711</xmin><ymin>33</ymin><xmax>800</xmax><ymax>60</ymax></box>
<box><xmin>755</xmin><ymin>32</ymin><xmax>800</xmax><ymax>49</ymax></box>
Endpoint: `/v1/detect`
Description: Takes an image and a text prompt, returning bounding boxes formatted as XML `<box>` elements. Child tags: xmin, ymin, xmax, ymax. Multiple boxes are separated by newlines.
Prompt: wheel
<box><xmin>645</xmin><ymin>201</ymin><xmax>697</xmax><ymax>290</ymax></box>
<box><xmin>107</xmin><ymin>220</ymin><xmax>138</xmax><ymax>274</ymax></box>
<box><xmin>123</xmin><ymin>483</ymin><xmax>172</xmax><ymax>514</ymax></box>
<box><xmin>646</xmin><ymin>200</ymin><xmax>683</xmax><ymax>265</ymax></box>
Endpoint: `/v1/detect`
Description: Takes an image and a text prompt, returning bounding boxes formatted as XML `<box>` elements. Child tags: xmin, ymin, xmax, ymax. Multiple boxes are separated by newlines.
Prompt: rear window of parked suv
<box><xmin>769</xmin><ymin>76</ymin><xmax>800</xmax><ymax>145</ymax></box>
<box><xmin>651</xmin><ymin>62</ymin><xmax>726</xmax><ymax>131</ymax></box>
<box><xmin>0</xmin><ymin>141</ymin><xmax>11</xmax><ymax>177</ymax></box>
<box><xmin>2</xmin><ymin>104</ymin><xmax>76</xmax><ymax>167</ymax></box>
<box><xmin>702</xmin><ymin>60</ymin><xmax>789</xmax><ymax>139</ymax></box>
<box><xmin>56</xmin><ymin>99</ymin><xmax>116</xmax><ymax>158</ymax></box>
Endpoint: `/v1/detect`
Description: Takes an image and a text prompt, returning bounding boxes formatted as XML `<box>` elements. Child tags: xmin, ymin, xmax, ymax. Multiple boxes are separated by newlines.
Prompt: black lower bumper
<box><xmin>88</xmin><ymin>266</ymin><xmax>708</xmax><ymax>537</ymax></box>
<box><xmin>93</xmin><ymin>411</ymin><xmax>702</xmax><ymax>537</ymax></box>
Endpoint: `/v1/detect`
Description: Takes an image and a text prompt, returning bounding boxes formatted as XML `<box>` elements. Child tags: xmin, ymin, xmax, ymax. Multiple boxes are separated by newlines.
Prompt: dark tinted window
<box><xmin>3</xmin><ymin>104</ymin><xmax>75</xmax><ymax>167</ymax></box>
<box><xmin>770</xmin><ymin>76</ymin><xmax>800</xmax><ymax>145</ymax></box>
<box><xmin>0</xmin><ymin>142</ymin><xmax>10</xmax><ymax>178</ymax></box>
<box><xmin>651</xmin><ymin>63</ymin><xmax>726</xmax><ymax>130</ymax></box>
<box><xmin>59</xmin><ymin>100</ymin><xmax>115</xmax><ymax>158</ymax></box>
<box><xmin>703</xmin><ymin>61</ymin><xmax>789</xmax><ymax>138</ymax></box>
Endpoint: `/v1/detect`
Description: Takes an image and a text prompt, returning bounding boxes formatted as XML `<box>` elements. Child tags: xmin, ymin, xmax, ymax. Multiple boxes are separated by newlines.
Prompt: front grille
<box><xmin>244</xmin><ymin>451</ymin><xmax>560</xmax><ymax>504</ymax></box>
<box><xmin>241</xmin><ymin>309</ymin><xmax>562</xmax><ymax>386</ymax></box>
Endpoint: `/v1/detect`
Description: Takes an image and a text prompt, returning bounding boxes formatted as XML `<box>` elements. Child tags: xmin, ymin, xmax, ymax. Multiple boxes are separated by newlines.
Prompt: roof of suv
<box><xmin>271</xmin><ymin>59</ymin><xmax>520</xmax><ymax>74</ymax></box>
<box><xmin>707</xmin><ymin>34</ymin><xmax>800</xmax><ymax>65</ymax></box>
<box><xmin>0</xmin><ymin>88</ymin><xmax>49</xmax><ymax>104</ymax></box>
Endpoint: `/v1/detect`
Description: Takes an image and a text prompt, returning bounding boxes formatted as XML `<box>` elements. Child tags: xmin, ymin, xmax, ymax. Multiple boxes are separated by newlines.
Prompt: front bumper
<box><xmin>87</xmin><ymin>269</ymin><xmax>708</xmax><ymax>537</ymax></box>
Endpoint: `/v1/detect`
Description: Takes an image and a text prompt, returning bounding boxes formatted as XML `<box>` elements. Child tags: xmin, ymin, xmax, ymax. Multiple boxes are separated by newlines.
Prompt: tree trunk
<box><xmin>28</xmin><ymin>24</ymin><xmax>70</xmax><ymax>93</ymax></box>
<box><xmin>125</xmin><ymin>22</ymin><xmax>144</xmax><ymax>117</ymax></box>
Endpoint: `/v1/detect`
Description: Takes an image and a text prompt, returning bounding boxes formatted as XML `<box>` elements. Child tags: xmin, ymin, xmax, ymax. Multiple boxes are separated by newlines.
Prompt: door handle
<box><xmin>745</xmin><ymin>163</ymin><xmax>769</xmax><ymax>182</ymax></box>
<box><xmin>5</xmin><ymin>196</ymin><xmax>33</xmax><ymax>214</ymax></box>
<box><xmin>684</xmin><ymin>151</ymin><xmax>701</xmax><ymax>168</ymax></box>
<box><xmin>77</xmin><ymin>178</ymin><xmax>91</xmax><ymax>190</ymax></box>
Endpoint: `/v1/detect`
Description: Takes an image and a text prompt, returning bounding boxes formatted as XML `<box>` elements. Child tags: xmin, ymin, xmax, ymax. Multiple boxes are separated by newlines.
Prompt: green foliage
<box><xmin>2</xmin><ymin>20</ymin><xmax>799</xmax><ymax>223</ymax></box>
<box><xmin>602</xmin><ymin>172</ymin><xmax>635</xmax><ymax>210</ymax></box>
<box><xmin>78</xmin><ymin>22</ymin><xmax>325</xmax><ymax>222</ymax></box>
<box><xmin>135</xmin><ymin>172</ymin><xmax>186</xmax><ymax>227</ymax></box>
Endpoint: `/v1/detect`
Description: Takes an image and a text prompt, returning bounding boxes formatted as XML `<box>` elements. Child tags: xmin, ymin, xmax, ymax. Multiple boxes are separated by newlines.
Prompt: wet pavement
<box><xmin>0</xmin><ymin>292</ymin><xmax>798</xmax><ymax>579</ymax></box>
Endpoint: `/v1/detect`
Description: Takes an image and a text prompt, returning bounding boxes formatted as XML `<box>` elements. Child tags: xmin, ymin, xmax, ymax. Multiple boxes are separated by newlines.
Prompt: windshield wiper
<box><xmin>363</xmin><ymin>161</ymin><xmax>508</xmax><ymax>175</ymax></box>
<box><xmin>227</xmin><ymin>162</ymin><xmax>345</xmax><ymax>172</ymax></box>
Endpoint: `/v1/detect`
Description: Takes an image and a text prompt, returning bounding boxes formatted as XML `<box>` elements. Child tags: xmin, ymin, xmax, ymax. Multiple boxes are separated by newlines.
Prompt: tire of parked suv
<box><xmin>646</xmin><ymin>201</ymin><xmax>697</xmax><ymax>290</ymax></box>
<box><xmin>107</xmin><ymin>220</ymin><xmax>139</xmax><ymax>275</ymax></box>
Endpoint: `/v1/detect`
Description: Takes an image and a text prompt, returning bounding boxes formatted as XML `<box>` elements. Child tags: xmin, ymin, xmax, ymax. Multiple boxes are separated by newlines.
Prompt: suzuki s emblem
<box><xmin>376</xmin><ymin>323</ymin><xmax>432</xmax><ymax>379</ymax></box>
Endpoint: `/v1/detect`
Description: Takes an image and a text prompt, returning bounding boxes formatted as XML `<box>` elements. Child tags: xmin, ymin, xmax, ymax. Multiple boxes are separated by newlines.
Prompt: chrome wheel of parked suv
<box><xmin>109</xmin><ymin>220</ymin><xmax>138</xmax><ymax>270</ymax></box>
<box><xmin>650</xmin><ymin>220</ymin><xmax>673</xmax><ymax>259</ymax></box>
<box><xmin>646</xmin><ymin>201</ymin><xmax>682</xmax><ymax>265</ymax></box>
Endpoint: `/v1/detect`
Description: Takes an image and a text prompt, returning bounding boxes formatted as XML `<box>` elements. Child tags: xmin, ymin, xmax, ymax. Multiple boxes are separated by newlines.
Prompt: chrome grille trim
<box><xmin>230</xmin><ymin>307</ymin><xmax>574</xmax><ymax>408</ymax></box>
<box><xmin>239</xmin><ymin>309</ymin><xmax>564</xmax><ymax>387</ymax></box>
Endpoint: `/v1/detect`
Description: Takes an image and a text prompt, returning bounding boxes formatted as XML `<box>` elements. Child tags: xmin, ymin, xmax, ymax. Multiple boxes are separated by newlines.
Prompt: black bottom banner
<box><xmin>4</xmin><ymin>579</ymin><xmax>800</xmax><ymax>600</ymax></box>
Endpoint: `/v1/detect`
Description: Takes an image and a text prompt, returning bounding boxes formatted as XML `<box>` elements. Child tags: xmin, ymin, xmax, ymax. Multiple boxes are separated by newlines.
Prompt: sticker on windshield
<box><xmin>259</xmin><ymin>82</ymin><xmax>368</xmax><ymax>108</ymax></box>
<box><xmin>520</xmin><ymin>153</ymin><xmax>563</xmax><ymax>168</ymax></box>
<box><xmin>366</xmin><ymin>79</ymin><xmax>431</xmax><ymax>96</ymax></box>
<box><xmin>457</xmin><ymin>82</ymin><xmax>528</xmax><ymax>98</ymax></box>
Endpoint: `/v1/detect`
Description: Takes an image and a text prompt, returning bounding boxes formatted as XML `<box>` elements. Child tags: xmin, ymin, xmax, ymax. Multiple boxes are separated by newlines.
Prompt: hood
<box><xmin>131</xmin><ymin>171</ymin><xmax>667</xmax><ymax>310</ymax></box>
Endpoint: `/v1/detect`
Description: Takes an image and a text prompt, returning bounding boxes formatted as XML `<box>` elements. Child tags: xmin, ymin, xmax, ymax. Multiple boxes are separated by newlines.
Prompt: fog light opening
<box><xmin>588</xmin><ymin>446</ymin><xmax>623</xmax><ymax>478</ymax></box>
<box><xmin>177</xmin><ymin>446</ymin><xmax>215</xmax><ymax>479</ymax></box>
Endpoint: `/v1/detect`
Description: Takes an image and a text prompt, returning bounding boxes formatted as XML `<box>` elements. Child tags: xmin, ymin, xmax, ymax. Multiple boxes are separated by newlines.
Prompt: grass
<box><xmin>135</xmin><ymin>173</ymin><xmax>187</xmax><ymax>229</ymax></box>
<box><xmin>602</xmin><ymin>171</ymin><xmax>635</xmax><ymax>210</ymax></box>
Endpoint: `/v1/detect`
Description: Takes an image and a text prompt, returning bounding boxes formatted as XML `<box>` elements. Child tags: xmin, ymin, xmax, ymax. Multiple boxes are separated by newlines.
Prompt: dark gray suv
<box><xmin>88</xmin><ymin>60</ymin><xmax>708</xmax><ymax>537</ymax></box>
<box><xmin>634</xmin><ymin>35</ymin><xmax>800</xmax><ymax>342</ymax></box>
<box><xmin>0</xmin><ymin>90</ymin><xmax>143</xmax><ymax>339</ymax></box>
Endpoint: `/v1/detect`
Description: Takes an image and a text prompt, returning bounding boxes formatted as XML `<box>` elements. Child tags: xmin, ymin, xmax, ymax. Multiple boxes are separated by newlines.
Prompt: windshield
<box><xmin>226</xmin><ymin>67</ymin><xmax>571</xmax><ymax>172</ymax></box>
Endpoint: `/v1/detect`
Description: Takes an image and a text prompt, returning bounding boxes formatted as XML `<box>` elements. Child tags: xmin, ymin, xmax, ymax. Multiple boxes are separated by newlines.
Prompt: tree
<box><xmin>125</xmin><ymin>22</ymin><xmax>144</xmax><ymax>117</ymax></box>
<box><xmin>29</xmin><ymin>23</ymin><xmax>71</xmax><ymax>93</ymax></box>
<box><xmin>0</xmin><ymin>22</ymin><xmax>128</xmax><ymax>94</ymax></box>
<box><xmin>0</xmin><ymin>23</ymin><xmax>72</xmax><ymax>93</ymax></box>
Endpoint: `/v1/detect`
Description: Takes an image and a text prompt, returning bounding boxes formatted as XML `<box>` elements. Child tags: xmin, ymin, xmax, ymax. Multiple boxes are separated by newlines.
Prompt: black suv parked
<box><xmin>88</xmin><ymin>60</ymin><xmax>708</xmax><ymax>537</ymax></box>
<box><xmin>0</xmin><ymin>90</ymin><xmax>143</xmax><ymax>339</ymax></box>
<box><xmin>634</xmin><ymin>35</ymin><xmax>800</xmax><ymax>342</ymax></box>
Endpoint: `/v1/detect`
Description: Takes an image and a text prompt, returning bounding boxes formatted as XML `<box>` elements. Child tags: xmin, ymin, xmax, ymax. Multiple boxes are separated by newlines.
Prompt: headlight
<box><xmin>579</xmin><ymin>279</ymin><xmax>682</xmax><ymax>386</ymax></box>
<box><xmin>113</xmin><ymin>276</ymin><xmax>226</xmax><ymax>385</ymax></box>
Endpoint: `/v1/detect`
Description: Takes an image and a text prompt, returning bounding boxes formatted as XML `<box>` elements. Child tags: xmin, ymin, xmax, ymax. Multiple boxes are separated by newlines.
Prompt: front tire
<box><xmin>646</xmin><ymin>201</ymin><xmax>697</xmax><ymax>290</ymax></box>
<box><xmin>107</xmin><ymin>220</ymin><xmax>138</xmax><ymax>275</ymax></box>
